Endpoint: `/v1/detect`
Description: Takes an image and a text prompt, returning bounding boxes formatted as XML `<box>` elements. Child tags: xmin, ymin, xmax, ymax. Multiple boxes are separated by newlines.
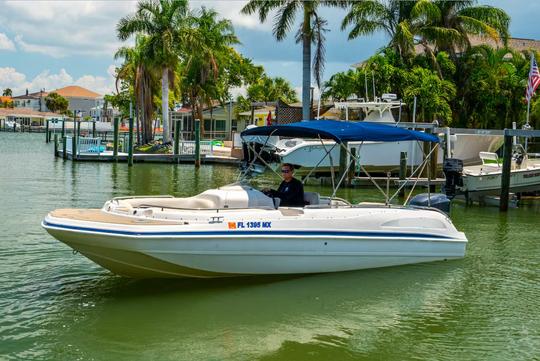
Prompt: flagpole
<box><xmin>526</xmin><ymin>53</ymin><xmax>534</xmax><ymax>126</ymax></box>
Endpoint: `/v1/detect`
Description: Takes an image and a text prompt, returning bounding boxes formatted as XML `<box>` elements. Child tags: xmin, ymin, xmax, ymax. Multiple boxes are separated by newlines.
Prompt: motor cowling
<box><xmin>409</xmin><ymin>193</ymin><xmax>451</xmax><ymax>215</ymax></box>
<box><xmin>442</xmin><ymin>158</ymin><xmax>463</xmax><ymax>199</ymax></box>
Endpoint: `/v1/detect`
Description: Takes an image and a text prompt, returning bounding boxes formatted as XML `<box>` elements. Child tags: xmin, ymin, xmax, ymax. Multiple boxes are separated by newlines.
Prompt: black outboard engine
<box><xmin>442</xmin><ymin>158</ymin><xmax>463</xmax><ymax>199</ymax></box>
<box><xmin>409</xmin><ymin>193</ymin><xmax>451</xmax><ymax>215</ymax></box>
<box><xmin>408</xmin><ymin>158</ymin><xmax>463</xmax><ymax>215</ymax></box>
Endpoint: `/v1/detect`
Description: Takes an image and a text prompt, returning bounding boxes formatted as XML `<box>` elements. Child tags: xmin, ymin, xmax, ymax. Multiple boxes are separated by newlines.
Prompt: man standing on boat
<box><xmin>264</xmin><ymin>163</ymin><xmax>305</xmax><ymax>207</ymax></box>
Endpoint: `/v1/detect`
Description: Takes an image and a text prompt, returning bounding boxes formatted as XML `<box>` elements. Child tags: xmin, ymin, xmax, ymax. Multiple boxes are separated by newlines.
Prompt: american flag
<box><xmin>526</xmin><ymin>54</ymin><xmax>540</xmax><ymax>103</ymax></box>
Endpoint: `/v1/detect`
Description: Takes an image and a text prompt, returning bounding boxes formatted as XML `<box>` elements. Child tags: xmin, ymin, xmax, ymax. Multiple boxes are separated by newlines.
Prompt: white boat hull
<box><xmin>461</xmin><ymin>166</ymin><xmax>540</xmax><ymax>198</ymax></box>
<box><xmin>273</xmin><ymin>134</ymin><xmax>501</xmax><ymax>175</ymax></box>
<box><xmin>43</xmin><ymin>204</ymin><xmax>467</xmax><ymax>278</ymax></box>
<box><xmin>277</xmin><ymin>140</ymin><xmax>441</xmax><ymax>174</ymax></box>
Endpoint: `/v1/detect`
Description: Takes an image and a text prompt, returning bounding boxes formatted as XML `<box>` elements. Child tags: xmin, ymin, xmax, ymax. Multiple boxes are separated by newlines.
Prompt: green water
<box><xmin>1</xmin><ymin>133</ymin><xmax>539</xmax><ymax>361</ymax></box>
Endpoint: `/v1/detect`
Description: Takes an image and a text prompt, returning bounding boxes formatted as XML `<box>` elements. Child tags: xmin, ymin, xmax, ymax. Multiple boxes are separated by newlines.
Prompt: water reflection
<box><xmin>1</xmin><ymin>133</ymin><xmax>540</xmax><ymax>361</ymax></box>
<box><xmin>44</xmin><ymin>262</ymin><xmax>463</xmax><ymax>361</ymax></box>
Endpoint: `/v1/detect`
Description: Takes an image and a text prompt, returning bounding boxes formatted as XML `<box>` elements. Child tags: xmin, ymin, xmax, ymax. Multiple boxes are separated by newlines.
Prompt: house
<box><xmin>53</xmin><ymin>86</ymin><xmax>101</xmax><ymax>117</ymax></box>
<box><xmin>90</xmin><ymin>100</ymin><xmax>121</xmax><ymax>122</ymax></box>
<box><xmin>0</xmin><ymin>108</ymin><xmax>66</xmax><ymax>128</ymax></box>
<box><xmin>170</xmin><ymin>101</ymin><xmax>238</xmax><ymax>140</ymax></box>
<box><xmin>12</xmin><ymin>89</ymin><xmax>49</xmax><ymax>112</ymax></box>
<box><xmin>413</xmin><ymin>36</ymin><xmax>540</xmax><ymax>56</ymax></box>
<box><xmin>201</xmin><ymin>102</ymin><xmax>237</xmax><ymax>139</ymax></box>
<box><xmin>12</xmin><ymin>85</ymin><xmax>102</xmax><ymax>117</ymax></box>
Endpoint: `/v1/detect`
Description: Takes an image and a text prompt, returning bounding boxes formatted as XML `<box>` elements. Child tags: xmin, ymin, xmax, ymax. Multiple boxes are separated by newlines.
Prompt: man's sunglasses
<box><xmin>281</xmin><ymin>169</ymin><xmax>291</xmax><ymax>173</ymax></box>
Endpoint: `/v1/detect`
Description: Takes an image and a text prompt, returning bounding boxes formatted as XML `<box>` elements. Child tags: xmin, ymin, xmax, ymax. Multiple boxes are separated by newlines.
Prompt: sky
<box><xmin>0</xmin><ymin>0</ymin><xmax>539</xmax><ymax>97</ymax></box>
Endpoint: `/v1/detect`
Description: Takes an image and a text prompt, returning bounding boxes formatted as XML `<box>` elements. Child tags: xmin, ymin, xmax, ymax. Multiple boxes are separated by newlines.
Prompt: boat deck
<box><xmin>49</xmin><ymin>209</ymin><xmax>181</xmax><ymax>225</ymax></box>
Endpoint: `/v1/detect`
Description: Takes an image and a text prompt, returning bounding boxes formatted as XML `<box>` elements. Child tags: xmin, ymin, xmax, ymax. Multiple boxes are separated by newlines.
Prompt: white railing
<box><xmin>78</xmin><ymin>137</ymin><xmax>102</xmax><ymax>154</ymax></box>
<box><xmin>65</xmin><ymin>136</ymin><xmax>103</xmax><ymax>155</ymax></box>
<box><xmin>177</xmin><ymin>140</ymin><xmax>213</xmax><ymax>155</ymax></box>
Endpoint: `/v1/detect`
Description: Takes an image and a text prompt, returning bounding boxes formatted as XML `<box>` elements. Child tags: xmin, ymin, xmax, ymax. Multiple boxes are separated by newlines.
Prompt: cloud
<box><xmin>0</xmin><ymin>67</ymin><xmax>26</xmax><ymax>88</ymax></box>
<box><xmin>0</xmin><ymin>1</ymin><xmax>137</xmax><ymax>57</ymax></box>
<box><xmin>0</xmin><ymin>0</ymin><xmax>265</xmax><ymax>60</ymax></box>
<box><xmin>14</xmin><ymin>35</ymin><xmax>66</xmax><ymax>58</ymax></box>
<box><xmin>0</xmin><ymin>66</ymin><xmax>115</xmax><ymax>96</ymax></box>
<box><xmin>194</xmin><ymin>0</ymin><xmax>270</xmax><ymax>30</ymax></box>
<box><xmin>0</xmin><ymin>33</ymin><xmax>15</xmax><ymax>51</ymax></box>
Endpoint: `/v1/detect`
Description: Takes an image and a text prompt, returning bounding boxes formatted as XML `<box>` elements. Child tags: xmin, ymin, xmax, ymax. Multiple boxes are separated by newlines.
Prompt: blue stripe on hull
<box><xmin>42</xmin><ymin>220</ymin><xmax>455</xmax><ymax>240</ymax></box>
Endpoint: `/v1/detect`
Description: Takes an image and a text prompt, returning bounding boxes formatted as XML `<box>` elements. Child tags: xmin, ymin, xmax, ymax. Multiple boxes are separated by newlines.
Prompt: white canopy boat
<box><xmin>42</xmin><ymin>120</ymin><xmax>468</xmax><ymax>278</ymax></box>
<box><xmin>243</xmin><ymin>97</ymin><xmax>502</xmax><ymax>175</ymax></box>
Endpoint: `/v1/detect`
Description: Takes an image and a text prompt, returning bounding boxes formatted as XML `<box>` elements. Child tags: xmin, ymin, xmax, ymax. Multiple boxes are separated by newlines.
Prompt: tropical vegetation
<box><xmin>44</xmin><ymin>93</ymin><xmax>69</xmax><ymax>114</ymax></box>
<box><xmin>241</xmin><ymin>0</ymin><xmax>347</xmax><ymax>120</ymax></box>
<box><xmin>110</xmin><ymin>0</ymin><xmax>539</xmax><ymax>147</ymax></box>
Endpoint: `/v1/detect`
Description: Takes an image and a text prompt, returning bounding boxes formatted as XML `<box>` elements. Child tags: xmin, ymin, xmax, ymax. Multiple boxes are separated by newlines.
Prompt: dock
<box><xmin>55</xmin><ymin>150</ymin><xmax>240</xmax><ymax>165</ymax></box>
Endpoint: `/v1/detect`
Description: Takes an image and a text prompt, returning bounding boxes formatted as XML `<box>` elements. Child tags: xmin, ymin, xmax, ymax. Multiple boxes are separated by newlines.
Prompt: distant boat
<box><xmin>459</xmin><ymin>146</ymin><xmax>540</xmax><ymax>200</ymax></box>
<box><xmin>243</xmin><ymin>95</ymin><xmax>502</xmax><ymax>175</ymax></box>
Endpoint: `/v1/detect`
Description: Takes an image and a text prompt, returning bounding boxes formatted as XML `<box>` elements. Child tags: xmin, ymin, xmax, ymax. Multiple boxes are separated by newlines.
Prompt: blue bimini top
<box><xmin>241</xmin><ymin>120</ymin><xmax>439</xmax><ymax>143</ymax></box>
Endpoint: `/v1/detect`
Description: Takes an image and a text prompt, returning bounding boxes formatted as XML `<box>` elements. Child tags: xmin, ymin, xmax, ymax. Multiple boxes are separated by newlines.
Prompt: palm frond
<box><xmin>311</xmin><ymin>13</ymin><xmax>329</xmax><ymax>88</ymax></box>
<box><xmin>273</xmin><ymin>1</ymin><xmax>299</xmax><ymax>41</ymax></box>
<box><xmin>458</xmin><ymin>5</ymin><xmax>510</xmax><ymax>41</ymax></box>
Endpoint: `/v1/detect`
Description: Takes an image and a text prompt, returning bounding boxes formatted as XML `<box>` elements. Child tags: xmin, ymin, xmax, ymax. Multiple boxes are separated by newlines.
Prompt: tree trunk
<box><xmin>197</xmin><ymin>98</ymin><xmax>205</xmax><ymax>139</ymax></box>
<box><xmin>161</xmin><ymin>67</ymin><xmax>171</xmax><ymax>143</ymax></box>
<box><xmin>302</xmin><ymin>8</ymin><xmax>311</xmax><ymax>121</ymax></box>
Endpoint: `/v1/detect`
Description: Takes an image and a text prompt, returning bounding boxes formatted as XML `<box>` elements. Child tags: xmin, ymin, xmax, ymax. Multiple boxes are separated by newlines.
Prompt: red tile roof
<box><xmin>52</xmin><ymin>85</ymin><xmax>101</xmax><ymax>99</ymax></box>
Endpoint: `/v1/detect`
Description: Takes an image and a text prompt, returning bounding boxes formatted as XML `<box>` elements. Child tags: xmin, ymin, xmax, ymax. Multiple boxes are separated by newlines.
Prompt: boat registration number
<box><xmin>228</xmin><ymin>221</ymin><xmax>272</xmax><ymax>229</ymax></box>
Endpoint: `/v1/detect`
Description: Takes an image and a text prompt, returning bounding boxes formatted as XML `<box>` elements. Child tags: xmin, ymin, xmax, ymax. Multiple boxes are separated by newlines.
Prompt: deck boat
<box><xmin>42</xmin><ymin>120</ymin><xmax>468</xmax><ymax>278</ymax></box>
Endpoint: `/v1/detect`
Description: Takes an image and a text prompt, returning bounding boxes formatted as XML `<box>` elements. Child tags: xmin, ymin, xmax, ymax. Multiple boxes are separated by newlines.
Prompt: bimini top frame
<box><xmin>240</xmin><ymin>120</ymin><xmax>441</xmax><ymax>206</ymax></box>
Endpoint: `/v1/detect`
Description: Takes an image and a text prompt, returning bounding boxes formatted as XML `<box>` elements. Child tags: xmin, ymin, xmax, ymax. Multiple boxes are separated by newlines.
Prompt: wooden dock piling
<box><xmin>339</xmin><ymin>141</ymin><xmax>348</xmax><ymax>183</ymax></box>
<box><xmin>72</xmin><ymin>133</ymin><xmax>77</xmax><ymax>159</ymax></box>
<box><xmin>53</xmin><ymin>134</ymin><xmax>58</xmax><ymax>155</ymax></box>
<box><xmin>399</xmin><ymin>152</ymin><xmax>407</xmax><ymax>197</ymax></box>
<box><xmin>113</xmin><ymin>118</ymin><xmax>119</xmax><ymax>161</ymax></box>
<box><xmin>499</xmin><ymin>133</ymin><xmax>513</xmax><ymax>212</ymax></box>
<box><xmin>174</xmin><ymin>119</ymin><xmax>180</xmax><ymax>155</ymax></box>
<box><xmin>62</xmin><ymin>137</ymin><xmax>67</xmax><ymax>160</ymax></box>
<box><xmin>347</xmin><ymin>147</ymin><xmax>356</xmax><ymax>186</ymax></box>
<box><xmin>128</xmin><ymin>116</ymin><xmax>134</xmax><ymax>167</ymax></box>
<box><xmin>194</xmin><ymin>119</ymin><xmax>201</xmax><ymax>168</ymax></box>
<box><xmin>45</xmin><ymin>120</ymin><xmax>49</xmax><ymax>143</ymax></box>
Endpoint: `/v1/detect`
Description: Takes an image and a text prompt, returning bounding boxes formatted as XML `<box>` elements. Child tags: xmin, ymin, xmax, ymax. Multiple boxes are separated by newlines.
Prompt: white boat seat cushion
<box><xmin>304</xmin><ymin>192</ymin><xmax>320</xmax><ymax>206</ymax></box>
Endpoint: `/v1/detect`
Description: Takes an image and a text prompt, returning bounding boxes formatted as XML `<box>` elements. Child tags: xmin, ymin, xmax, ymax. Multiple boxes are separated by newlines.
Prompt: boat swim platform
<box><xmin>56</xmin><ymin>150</ymin><xmax>241</xmax><ymax>165</ymax></box>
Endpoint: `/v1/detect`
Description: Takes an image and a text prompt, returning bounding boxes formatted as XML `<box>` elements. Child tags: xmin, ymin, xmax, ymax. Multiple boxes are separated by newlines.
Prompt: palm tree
<box><xmin>180</xmin><ymin>7</ymin><xmax>239</xmax><ymax>137</ymax></box>
<box><xmin>241</xmin><ymin>0</ymin><xmax>345</xmax><ymax>121</ymax></box>
<box><xmin>114</xmin><ymin>36</ymin><xmax>158</xmax><ymax>144</ymax></box>
<box><xmin>342</xmin><ymin>0</ymin><xmax>418</xmax><ymax>58</ymax></box>
<box><xmin>2</xmin><ymin>88</ymin><xmax>12</xmax><ymax>97</ymax></box>
<box><xmin>415</xmin><ymin>0</ymin><xmax>510</xmax><ymax>58</ymax></box>
<box><xmin>117</xmin><ymin>0</ymin><xmax>190</xmax><ymax>143</ymax></box>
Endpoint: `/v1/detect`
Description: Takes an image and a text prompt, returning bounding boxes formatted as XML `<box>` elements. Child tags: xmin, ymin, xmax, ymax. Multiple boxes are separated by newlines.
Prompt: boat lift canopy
<box><xmin>241</xmin><ymin>120</ymin><xmax>439</xmax><ymax>143</ymax></box>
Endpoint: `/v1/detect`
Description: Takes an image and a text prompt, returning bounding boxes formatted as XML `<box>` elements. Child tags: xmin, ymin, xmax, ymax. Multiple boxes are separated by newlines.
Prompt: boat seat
<box><xmin>303</xmin><ymin>192</ymin><xmax>320</xmax><ymax>206</ymax></box>
<box><xmin>479</xmin><ymin>152</ymin><xmax>500</xmax><ymax>168</ymax></box>
<box><xmin>117</xmin><ymin>195</ymin><xmax>220</xmax><ymax>210</ymax></box>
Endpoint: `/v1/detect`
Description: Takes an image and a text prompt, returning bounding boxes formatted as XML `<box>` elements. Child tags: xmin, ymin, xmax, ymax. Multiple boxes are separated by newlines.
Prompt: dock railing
<box><xmin>65</xmin><ymin>136</ymin><xmax>103</xmax><ymax>155</ymax></box>
<box><xmin>177</xmin><ymin>140</ymin><xmax>213</xmax><ymax>155</ymax></box>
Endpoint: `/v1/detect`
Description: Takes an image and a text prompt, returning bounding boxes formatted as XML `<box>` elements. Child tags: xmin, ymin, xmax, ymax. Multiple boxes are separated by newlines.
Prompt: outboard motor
<box><xmin>409</xmin><ymin>193</ymin><xmax>451</xmax><ymax>215</ymax></box>
<box><xmin>442</xmin><ymin>158</ymin><xmax>463</xmax><ymax>199</ymax></box>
